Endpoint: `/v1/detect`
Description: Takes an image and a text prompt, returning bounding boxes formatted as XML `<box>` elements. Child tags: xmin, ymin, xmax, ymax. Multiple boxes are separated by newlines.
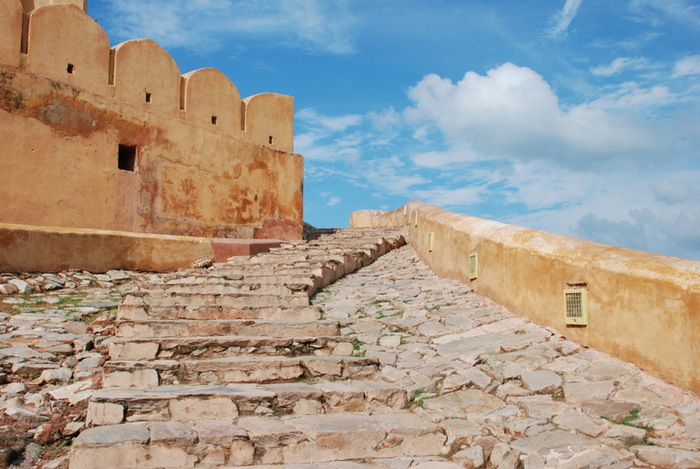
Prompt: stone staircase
<box><xmin>68</xmin><ymin>228</ymin><xmax>450</xmax><ymax>468</ymax></box>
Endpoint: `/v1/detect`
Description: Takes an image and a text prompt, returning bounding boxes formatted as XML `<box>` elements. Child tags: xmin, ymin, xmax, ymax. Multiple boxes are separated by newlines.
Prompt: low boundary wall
<box><xmin>1</xmin><ymin>223</ymin><xmax>214</xmax><ymax>272</ymax></box>
<box><xmin>351</xmin><ymin>201</ymin><xmax>700</xmax><ymax>395</ymax></box>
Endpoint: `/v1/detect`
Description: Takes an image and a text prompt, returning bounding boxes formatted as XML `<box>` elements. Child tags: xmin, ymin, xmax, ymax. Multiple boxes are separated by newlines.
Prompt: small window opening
<box><xmin>468</xmin><ymin>253</ymin><xmax>478</xmax><ymax>280</ymax></box>
<box><xmin>268</xmin><ymin>136</ymin><xmax>274</xmax><ymax>145</ymax></box>
<box><xmin>564</xmin><ymin>283</ymin><xmax>589</xmax><ymax>326</ymax></box>
<box><xmin>211</xmin><ymin>115</ymin><xmax>218</xmax><ymax>125</ymax></box>
<box><xmin>67</xmin><ymin>63</ymin><xmax>75</xmax><ymax>74</ymax></box>
<box><xmin>118</xmin><ymin>144</ymin><xmax>137</xmax><ymax>172</ymax></box>
<box><xmin>145</xmin><ymin>92</ymin><xmax>152</xmax><ymax>103</ymax></box>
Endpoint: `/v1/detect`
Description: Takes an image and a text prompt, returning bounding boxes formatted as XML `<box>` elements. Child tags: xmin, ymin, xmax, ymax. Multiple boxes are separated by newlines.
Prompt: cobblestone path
<box><xmin>1</xmin><ymin>230</ymin><xmax>699</xmax><ymax>469</ymax></box>
<box><xmin>312</xmin><ymin>246</ymin><xmax>700</xmax><ymax>469</ymax></box>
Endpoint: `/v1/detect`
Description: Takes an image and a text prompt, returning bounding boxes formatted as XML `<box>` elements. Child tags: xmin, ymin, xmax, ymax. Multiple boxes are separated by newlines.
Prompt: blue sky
<box><xmin>88</xmin><ymin>0</ymin><xmax>700</xmax><ymax>260</ymax></box>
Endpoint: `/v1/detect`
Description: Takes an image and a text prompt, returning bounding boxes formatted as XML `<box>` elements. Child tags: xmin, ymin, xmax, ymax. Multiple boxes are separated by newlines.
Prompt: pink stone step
<box><xmin>86</xmin><ymin>380</ymin><xmax>408</xmax><ymax>425</ymax></box>
<box><xmin>103</xmin><ymin>356</ymin><xmax>381</xmax><ymax>387</ymax></box>
<box><xmin>117</xmin><ymin>304</ymin><xmax>322</xmax><ymax>321</ymax></box>
<box><xmin>105</xmin><ymin>335</ymin><xmax>357</xmax><ymax>360</ymax></box>
<box><xmin>116</xmin><ymin>319</ymin><xmax>339</xmax><ymax>339</ymax></box>
<box><xmin>69</xmin><ymin>412</ymin><xmax>444</xmax><ymax>468</ymax></box>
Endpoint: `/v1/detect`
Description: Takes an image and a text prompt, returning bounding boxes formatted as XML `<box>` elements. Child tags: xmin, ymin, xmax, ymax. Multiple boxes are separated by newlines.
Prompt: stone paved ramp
<box><xmin>67</xmin><ymin>230</ymin><xmax>700</xmax><ymax>469</ymax></box>
<box><xmin>313</xmin><ymin>246</ymin><xmax>700</xmax><ymax>468</ymax></box>
<box><xmin>69</xmin><ymin>229</ymin><xmax>461</xmax><ymax>468</ymax></box>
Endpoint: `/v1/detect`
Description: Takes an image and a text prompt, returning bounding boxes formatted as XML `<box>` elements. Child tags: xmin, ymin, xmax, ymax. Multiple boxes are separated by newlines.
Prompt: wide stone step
<box><xmin>116</xmin><ymin>319</ymin><xmax>340</xmax><ymax>339</ymax></box>
<box><xmin>69</xmin><ymin>412</ymin><xmax>445</xmax><ymax>468</ymax></box>
<box><xmin>105</xmin><ymin>335</ymin><xmax>357</xmax><ymax>360</ymax></box>
<box><xmin>165</xmin><ymin>274</ymin><xmax>316</xmax><ymax>287</ymax></box>
<box><xmin>215</xmin><ymin>462</ymin><xmax>460</xmax><ymax>469</ymax></box>
<box><xmin>134</xmin><ymin>282</ymin><xmax>310</xmax><ymax>297</ymax></box>
<box><xmin>103</xmin><ymin>356</ymin><xmax>381</xmax><ymax>387</ymax></box>
<box><xmin>118</xmin><ymin>304</ymin><xmax>323</xmax><ymax>321</ymax></box>
<box><xmin>86</xmin><ymin>380</ymin><xmax>408</xmax><ymax>425</ymax></box>
<box><xmin>121</xmin><ymin>292</ymin><xmax>310</xmax><ymax>309</ymax></box>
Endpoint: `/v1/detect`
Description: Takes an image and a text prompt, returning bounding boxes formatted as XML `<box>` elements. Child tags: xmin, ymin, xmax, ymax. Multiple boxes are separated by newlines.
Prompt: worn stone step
<box><xmin>134</xmin><ymin>282</ymin><xmax>310</xmax><ymax>297</ymax></box>
<box><xmin>159</xmin><ymin>275</ymin><xmax>321</xmax><ymax>296</ymax></box>
<box><xmin>165</xmin><ymin>274</ymin><xmax>316</xmax><ymax>287</ymax></box>
<box><xmin>210</xmin><ymin>461</ymin><xmax>460</xmax><ymax>469</ymax></box>
<box><xmin>69</xmin><ymin>412</ymin><xmax>445</xmax><ymax>468</ymax></box>
<box><xmin>102</xmin><ymin>356</ymin><xmax>381</xmax><ymax>387</ymax></box>
<box><xmin>116</xmin><ymin>319</ymin><xmax>340</xmax><ymax>339</ymax></box>
<box><xmin>118</xmin><ymin>304</ymin><xmax>323</xmax><ymax>321</ymax></box>
<box><xmin>121</xmin><ymin>292</ymin><xmax>310</xmax><ymax>309</ymax></box>
<box><xmin>86</xmin><ymin>380</ymin><xmax>408</xmax><ymax>425</ymax></box>
<box><xmin>105</xmin><ymin>335</ymin><xmax>357</xmax><ymax>360</ymax></box>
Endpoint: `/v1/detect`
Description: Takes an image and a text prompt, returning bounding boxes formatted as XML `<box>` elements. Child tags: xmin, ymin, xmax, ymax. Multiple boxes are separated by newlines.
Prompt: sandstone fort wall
<box><xmin>351</xmin><ymin>201</ymin><xmax>700</xmax><ymax>395</ymax></box>
<box><xmin>0</xmin><ymin>0</ymin><xmax>302</xmax><ymax>257</ymax></box>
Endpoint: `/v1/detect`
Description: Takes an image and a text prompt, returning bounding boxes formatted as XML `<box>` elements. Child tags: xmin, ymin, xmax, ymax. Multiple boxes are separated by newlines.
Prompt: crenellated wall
<box><xmin>351</xmin><ymin>201</ymin><xmax>700</xmax><ymax>395</ymax></box>
<box><xmin>0</xmin><ymin>0</ymin><xmax>303</xmax><ymax>249</ymax></box>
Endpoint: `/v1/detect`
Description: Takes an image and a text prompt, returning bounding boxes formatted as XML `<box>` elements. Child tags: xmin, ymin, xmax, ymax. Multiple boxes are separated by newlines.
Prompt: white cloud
<box><xmin>673</xmin><ymin>55</ymin><xmax>700</xmax><ymax>77</ymax></box>
<box><xmin>652</xmin><ymin>180</ymin><xmax>697</xmax><ymax>204</ymax></box>
<box><xmin>104</xmin><ymin>0</ymin><xmax>358</xmax><ymax>54</ymax></box>
<box><xmin>404</xmin><ymin>63</ymin><xmax>671</xmax><ymax>169</ymax></box>
<box><xmin>587</xmin><ymin>83</ymin><xmax>676</xmax><ymax>113</ymax></box>
<box><xmin>413</xmin><ymin>186</ymin><xmax>483</xmax><ymax>209</ymax></box>
<box><xmin>363</xmin><ymin>158</ymin><xmax>429</xmax><ymax>195</ymax></box>
<box><xmin>590</xmin><ymin>57</ymin><xmax>651</xmax><ymax>76</ymax></box>
<box><xmin>297</xmin><ymin>108</ymin><xmax>363</xmax><ymax>132</ymax></box>
<box><xmin>412</xmin><ymin>147</ymin><xmax>481</xmax><ymax>168</ymax></box>
<box><xmin>549</xmin><ymin>0</ymin><xmax>584</xmax><ymax>39</ymax></box>
<box><xmin>295</xmin><ymin>108</ymin><xmax>365</xmax><ymax>162</ymax></box>
<box><xmin>326</xmin><ymin>196</ymin><xmax>341</xmax><ymax>207</ymax></box>
<box><xmin>629</xmin><ymin>0</ymin><xmax>700</xmax><ymax>29</ymax></box>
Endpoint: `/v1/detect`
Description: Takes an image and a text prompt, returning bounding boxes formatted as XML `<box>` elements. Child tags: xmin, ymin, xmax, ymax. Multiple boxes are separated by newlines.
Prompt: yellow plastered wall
<box><xmin>111</xmin><ymin>39</ymin><xmax>181</xmax><ymax>118</ymax></box>
<box><xmin>26</xmin><ymin>4</ymin><xmax>111</xmax><ymax>95</ymax></box>
<box><xmin>181</xmin><ymin>68</ymin><xmax>243</xmax><ymax>137</ymax></box>
<box><xmin>0</xmin><ymin>0</ymin><xmax>22</xmax><ymax>67</ymax></box>
<box><xmin>244</xmin><ymin>93</ymin><xmax>294</xmax><ymax>153</ymax></box>
<box><xmin>0</xmin><ymin>0</ymin><xmax>302</xmax><ymax>243</ymax></box>
<box><xmin>351</xmin><ymin>201</ymin><xmax>700</xmax><ymax>395</ymax></box>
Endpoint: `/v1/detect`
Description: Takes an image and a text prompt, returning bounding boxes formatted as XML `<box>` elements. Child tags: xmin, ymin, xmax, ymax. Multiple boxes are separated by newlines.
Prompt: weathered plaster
<box><xmin>1</xmin><ymin>0</ymin><xmax>303</xmax><ymax>245</ymax></box>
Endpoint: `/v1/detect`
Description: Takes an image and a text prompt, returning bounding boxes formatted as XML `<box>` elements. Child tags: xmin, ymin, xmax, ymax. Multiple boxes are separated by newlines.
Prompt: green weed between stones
<box><xmin>409</xmin><ymin>390</ymin><xmax>427</xmax><ymax>408</ymax></box>
<box><xmin>602</xmin><ymin>407</ymin><xmax>655</xmax><ymax>445</ymax></box>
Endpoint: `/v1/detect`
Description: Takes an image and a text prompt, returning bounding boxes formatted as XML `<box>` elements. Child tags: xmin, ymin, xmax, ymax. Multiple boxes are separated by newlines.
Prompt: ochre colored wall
<box><xmin>0</xmin><ymin>223</ymin><xmax>214</xmax><ymax>272</ymax></box>
<box><xmin>351</xmin><ymin>201</ymin><xmax>700</xmax><ymax>395</ymax></box>
<box><xmin>0</xmin><ymin>1</ymin><xmax>302</xmax><ymax>242</ymax></box>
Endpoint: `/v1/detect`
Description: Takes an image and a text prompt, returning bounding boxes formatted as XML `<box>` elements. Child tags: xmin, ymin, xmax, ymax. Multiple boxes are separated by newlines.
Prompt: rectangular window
<box><xmin>118</xmin><ymin>144</ymin><xmax>137</xmax><ymax>172</ymax></box>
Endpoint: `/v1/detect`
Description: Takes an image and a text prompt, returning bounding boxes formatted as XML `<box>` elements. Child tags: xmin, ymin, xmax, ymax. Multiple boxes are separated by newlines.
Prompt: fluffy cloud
<box><xmin>404</xmin><ymin>63</ymin><xmax>670</xmax><ymax>169</ymax></box>
<box><xmin>297</xmin><ymin>61</ymin><xmax>699</xmax><ymax>259</ymax></box>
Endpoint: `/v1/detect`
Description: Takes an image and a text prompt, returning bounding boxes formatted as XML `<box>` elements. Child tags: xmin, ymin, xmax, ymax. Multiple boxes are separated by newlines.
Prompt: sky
<box><xmin>88</xmin><ymin>0</ymin><xmax>700</xmax><ymax>261</ymax></box>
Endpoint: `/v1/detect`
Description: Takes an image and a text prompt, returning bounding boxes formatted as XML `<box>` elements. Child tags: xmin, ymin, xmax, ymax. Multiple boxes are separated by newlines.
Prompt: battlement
<box><xmin>0</xmin><ymin>0</ymin><xmax>303</xmax><ymax>244</ymax></box>
<box><xmin>1</xmin><ymin>1</ymin><xmax>293</xmax><ymax>151</ymax></box>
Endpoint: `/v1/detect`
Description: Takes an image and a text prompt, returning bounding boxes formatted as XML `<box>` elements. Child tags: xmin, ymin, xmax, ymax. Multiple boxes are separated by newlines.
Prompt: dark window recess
<box><xmin>145</xmin><ymin>92</ymin><xmax>152</xmax><ymax>103</ymax></box>
<box><xmin>211</xmin><ymin>115</ymin><xmax>218</xmax><ymax>125</ymax></box>
<box><xmin>67</xmin><ymin>63</ymin><xmax>75</xmax><ymax>74</ymax></box>
<box><xmin>268</xmin><ymin>136</ymin><xmax>274</xmax><ymax>144</ymax></box>
<box><xmin>118</xmin><ymin>144</ymin><xmax>137</xmax><ymax>172</ymax></box>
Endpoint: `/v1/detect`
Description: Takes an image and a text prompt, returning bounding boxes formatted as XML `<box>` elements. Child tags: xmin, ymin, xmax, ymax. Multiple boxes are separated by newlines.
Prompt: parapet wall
<box><xmin>0</xmin><ymin>0</ymin><xmax>302</xmax><ymax>248</ymax></box>
<box><xmin>351</xmin><ymin>201</ymin><xmax>700</xmax><ymax>395</ymax></box>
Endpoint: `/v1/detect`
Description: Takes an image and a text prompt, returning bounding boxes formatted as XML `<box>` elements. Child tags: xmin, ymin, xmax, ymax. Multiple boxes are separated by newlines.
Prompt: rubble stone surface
<box><xmin>1</xmin><ymin>229</ymin><xmax>699</xmax><ymax>468</ymax></box>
